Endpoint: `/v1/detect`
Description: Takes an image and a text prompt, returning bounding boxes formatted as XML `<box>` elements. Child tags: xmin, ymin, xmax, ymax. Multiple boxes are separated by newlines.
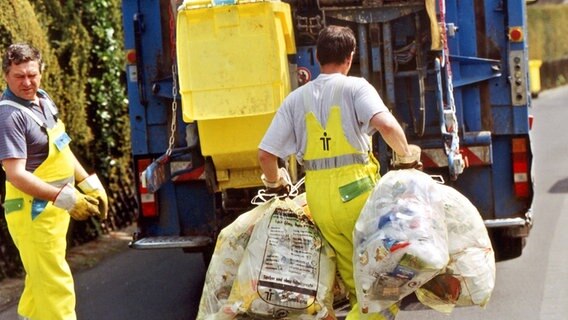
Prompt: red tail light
<box><xmin>508</xmin><ymin>27</ymin><xmax>524</xmax><ymax>42</ymax></box>
<box><xmin>512</xmin><ymin>138</ymin><xmax>530</xmax><ymax>198</ymax></box>
<box><xmin>137</xmin><ymin>158</ymin><xmax>158</xmax><ymax>217</ymax></box>
<box><xmin>125</xmin><ymin>49</ymin><xmax>136</xmax><ymax>64</ymax></box>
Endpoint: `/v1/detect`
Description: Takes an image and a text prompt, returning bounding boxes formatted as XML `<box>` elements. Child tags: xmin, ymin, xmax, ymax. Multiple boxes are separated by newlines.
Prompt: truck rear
<box><xmin>121</xmin><ymin>0</ymin><xmax>534</xmax><ymax>264</ymax></box>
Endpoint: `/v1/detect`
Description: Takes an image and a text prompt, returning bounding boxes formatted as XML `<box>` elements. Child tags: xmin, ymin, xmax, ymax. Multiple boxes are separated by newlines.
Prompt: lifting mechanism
<box><xmin>319</xmin><ymin>0</ymin><xmax>465</xmax><ymax>180</ymax></box>
<box><xmin>434</xmin><ymin>0</ymin><xmax>465</xmax><ymax>180</ymax></box>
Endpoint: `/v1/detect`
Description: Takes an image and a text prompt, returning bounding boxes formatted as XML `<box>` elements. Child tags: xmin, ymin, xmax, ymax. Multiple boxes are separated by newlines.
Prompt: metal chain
<box><xmin>165</xmin><ymin>2</ymin><xmax>179</xmax><ymax>159</ymax></box>
<box><xmin>166</xmin><ymin>62</ymin><xmax>178</xmax><ymax>158</ymax></box>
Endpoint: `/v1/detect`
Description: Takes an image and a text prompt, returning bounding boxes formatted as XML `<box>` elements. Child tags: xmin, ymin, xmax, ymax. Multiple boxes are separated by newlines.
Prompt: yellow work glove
<box><xmin>53</xmin><ymin>184</ymin><xmax>100</xmax><ymax>220</ymax></box>
<box><xmin>77</xmin><ymin>174</ymin><xmax>109</xmax><ymax>220</ymax></box>
<box><xmin>392</xmin><ymin>144</ymin><xmax>423</xmax><ymax>170</ymax></box>
<box><xmin>261</xmin><ymin>167</ymin><xmax>292</xmax><ymax>196</ymax></box>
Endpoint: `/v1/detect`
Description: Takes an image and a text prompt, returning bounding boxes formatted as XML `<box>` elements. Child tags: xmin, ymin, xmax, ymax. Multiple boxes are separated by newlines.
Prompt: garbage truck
<box><xmin>121</xmin><ymin>0</ymin><xmax>534</xmax><ymax>264</ymax></box>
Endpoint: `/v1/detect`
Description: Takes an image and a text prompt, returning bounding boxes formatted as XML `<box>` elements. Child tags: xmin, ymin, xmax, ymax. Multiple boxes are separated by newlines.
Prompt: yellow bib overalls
<box><xmin>301</xmin><ymin>80</ymin><xmax>398</xmax><ymax>319</ymax></box>
<box><xmin>2</xmin><ymin>100</ymin><xmax>77</xmax><ymax>320</ymax></box>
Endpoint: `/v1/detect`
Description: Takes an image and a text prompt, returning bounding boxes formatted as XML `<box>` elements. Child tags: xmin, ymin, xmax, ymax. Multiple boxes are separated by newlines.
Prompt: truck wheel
<box><xmin>201</xmin><ymin>243</ymin><xmax>215</xmax><ymax>267</ymax></box>
<box><xmin>489</xmin><ymin>228</ymin><xmax>523</xmax><ymax>261</ymax></box>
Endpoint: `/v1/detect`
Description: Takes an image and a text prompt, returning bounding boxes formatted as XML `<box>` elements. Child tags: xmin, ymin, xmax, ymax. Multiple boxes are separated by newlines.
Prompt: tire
<box><xmin>489</xmin><ymin>228</ymin><xmax>523</xmax><ymax>262</ymax></box>
<box><xmin>201</xmin><ymin>242</ymin><xmax>215</xmax><ymax>267</ymax></box>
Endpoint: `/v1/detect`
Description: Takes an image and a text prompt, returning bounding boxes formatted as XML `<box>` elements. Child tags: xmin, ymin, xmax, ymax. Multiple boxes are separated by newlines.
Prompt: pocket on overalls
<box><xmin>3</xmin><ymin>198</ymin><xmax>24</xmax><ymax>214</ymax></box>
<box><xmin>338</xmin><ymin>176</ymin><xmax>374</xmax><ymax>203</ymax></box>
<box><xmin>31</xmin><ymin>198</ymin><xmax>49</xmax><ymax>220</ymax></box>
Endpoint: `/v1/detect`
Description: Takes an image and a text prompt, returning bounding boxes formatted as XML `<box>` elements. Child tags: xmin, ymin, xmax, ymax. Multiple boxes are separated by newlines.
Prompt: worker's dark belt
<box><xmin>303</xmin><ymin>153</ymin><xmax>369</xmax><ymax>171</ymax></box>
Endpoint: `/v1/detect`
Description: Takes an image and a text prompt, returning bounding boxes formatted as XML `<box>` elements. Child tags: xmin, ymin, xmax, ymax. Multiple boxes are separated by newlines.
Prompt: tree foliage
<box><xmin>528</xmin><ymin>4</ymin><xmax>568</xmax><ymax>61</ymax></box>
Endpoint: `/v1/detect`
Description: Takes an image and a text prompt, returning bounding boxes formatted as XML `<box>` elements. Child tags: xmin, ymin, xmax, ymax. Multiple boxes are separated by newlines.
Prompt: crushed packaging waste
<box><xmin>415</xmin><ymin>184</ymin><xmax>495</xmax><ymax>313</ymax></box>
<box><xmin>353</xmin><ymin>169</ymin><xmax>449</xmax><ymax>313</ymax></box>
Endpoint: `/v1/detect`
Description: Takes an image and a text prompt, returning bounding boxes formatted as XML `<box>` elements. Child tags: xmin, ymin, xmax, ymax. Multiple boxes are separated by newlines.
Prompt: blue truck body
<box><xmin>122</xmin><ymin>0</ymin><xmax>534</xmax><ymax>262</ymax></box>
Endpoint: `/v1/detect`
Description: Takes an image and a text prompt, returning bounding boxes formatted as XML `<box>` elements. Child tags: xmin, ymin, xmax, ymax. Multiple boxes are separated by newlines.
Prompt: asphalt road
<box><xmin>73</xmin><ymin>249</ymin><xmax>206</xmax><ymax>320</ymax></box>
<box><xmin>1</xmin><ymin>86</ymin><xmax>567</xmax><ymax>320</ymax></box>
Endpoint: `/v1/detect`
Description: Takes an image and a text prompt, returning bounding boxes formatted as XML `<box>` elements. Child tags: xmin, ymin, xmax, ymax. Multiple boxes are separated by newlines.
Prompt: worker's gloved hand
<box><xmin>53</xmin><ymin>184</ymin><xmax>100</xmax><ymax>221</ymax></box>
<box><xmin>77</xmin><ymin>174</ymin><xmax>109</xmax><ymax>220</ymax></box>
<box><xmin>393</xmin><ymin>144</ymin><xmax>423</xmax><ymax>170</ymax></box>
<box><xmin>261</xmin><ymin>167</ymin><xmax>292</xmax><ymax>196</ymax></box>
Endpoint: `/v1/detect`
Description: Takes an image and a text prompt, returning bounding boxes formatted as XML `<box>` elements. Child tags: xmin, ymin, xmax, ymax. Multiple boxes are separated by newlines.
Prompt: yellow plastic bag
<box><xmin>415</xmin><ymin>184</ymin><xmax>495</xmax><ymax>313</ymax></box>
<box><xmin>197</xmin><ymin>198</ymin><xmax>277</xmax><ymax>319</ymax></box>
<box><xmin>223</xmin><ymin>196</ymin><xmax>337</xmax><ymax>319</ymax></box>
<box><xmin>354</xmin><ymin>169</ymin><xmax>449</xmax><ymax>314</ymax></box>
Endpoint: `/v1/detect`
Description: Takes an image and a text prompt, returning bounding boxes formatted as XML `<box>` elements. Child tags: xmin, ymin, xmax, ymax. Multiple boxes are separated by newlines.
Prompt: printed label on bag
<box><xmin>257</xmin><ymin>207</ymin><xmax>322</xmax><ymax>309</ymax></box>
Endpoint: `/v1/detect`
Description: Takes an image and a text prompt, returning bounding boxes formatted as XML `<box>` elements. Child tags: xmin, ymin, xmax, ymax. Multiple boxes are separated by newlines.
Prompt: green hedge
<box><xmin>527</xmin><ymin>4</ymin><xmax>568</xmax><ymax>88</ymax></box>
<box><xmin>528</xmin><ymin>4</ymin><xmax>568</xmax><ymax>61</ymax></box>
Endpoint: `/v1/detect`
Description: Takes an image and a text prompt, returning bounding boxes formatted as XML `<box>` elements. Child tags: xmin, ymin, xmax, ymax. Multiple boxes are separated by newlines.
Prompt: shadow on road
<box><xmin>549</xmin><ymin>177</ymin><xmax>568</xmax><ymax>193</ymax></box>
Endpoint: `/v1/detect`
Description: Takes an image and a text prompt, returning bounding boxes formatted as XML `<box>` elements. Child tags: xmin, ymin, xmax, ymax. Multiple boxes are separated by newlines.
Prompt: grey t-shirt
<box><xmin>259</xmin><ymin>73</ymin><xmax>389</xmax><ymax>164</ymax></box>
<box><xmin>0</xmin><ymin>89</ymin><xmax>58</xmax><ymax>172</ymax></box>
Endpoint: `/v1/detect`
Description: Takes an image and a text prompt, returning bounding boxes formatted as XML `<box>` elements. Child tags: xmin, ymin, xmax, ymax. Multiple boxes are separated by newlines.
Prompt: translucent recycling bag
<box><xmin>197</xmin><ymin>198</ymin><xmax>277</xmax><ymax>319</ymax></box>
<box><xmin>415</xmin><ymin>184</ymin><xmax>496</xmax><ymax>313</ymax></box>
<box><xmin>353</xmin><ymin>169</ymin><xmax>449</xmax><ymax>314</ymax></box>
<box><xmin>223</xmin><ymin>196</ymin><xmax>337</xmax><ymax>319</ymax></box>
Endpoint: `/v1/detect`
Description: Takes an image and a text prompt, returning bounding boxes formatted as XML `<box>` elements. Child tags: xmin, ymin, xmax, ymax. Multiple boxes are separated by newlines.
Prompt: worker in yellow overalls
<box><xmin>258</xmin><ymin>26</ymin><xmax>421</xmax><ymax>319</ymax></box>
<box><xmin>1</xmin><ymin>43</ymin><xmax>108</xmax><ymax>320</ymax></box>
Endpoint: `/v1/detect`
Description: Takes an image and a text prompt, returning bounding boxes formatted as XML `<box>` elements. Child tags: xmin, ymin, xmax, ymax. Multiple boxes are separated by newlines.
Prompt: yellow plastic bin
<box><xmin>176</xmin><ymin>0</ymin><xmax>296</xmax><ymax>190</ymax></box>
<box><xmin>176</xmin><ymin>0</ymin><xmax>296</xmax><ymax>121</ymax></box>
<box><xmin>529</xmin><ymin>59</ymin><xmax>542</xmax><ymax>98</ymax></box>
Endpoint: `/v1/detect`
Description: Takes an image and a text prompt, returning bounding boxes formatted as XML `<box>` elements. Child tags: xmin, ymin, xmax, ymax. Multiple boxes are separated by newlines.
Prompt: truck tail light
<box><xmin>512</xmin><ymin>137</ymin><xmax>531</xmax><ymax>198</ymax></box>
<box><xmin>508</xmin><ymin>27</ymin><xmax>524</xmax><ymax>42</ymax></box>
<box><xmin>126</xmin><ymin>49</ymin><xmax>136</xmax><ymax>64</ymax></box>
<box><xmin>137</xmin><ymin>158</ymin><xmax>158</xmax><ymax>217</ymax></box>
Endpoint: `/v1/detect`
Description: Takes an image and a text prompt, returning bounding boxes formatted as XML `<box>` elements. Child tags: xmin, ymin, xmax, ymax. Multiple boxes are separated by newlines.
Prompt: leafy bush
<box><xmin>528</xmin><ymin>5</ymin><xmax>568</xmax><ymax>61</ymax></box>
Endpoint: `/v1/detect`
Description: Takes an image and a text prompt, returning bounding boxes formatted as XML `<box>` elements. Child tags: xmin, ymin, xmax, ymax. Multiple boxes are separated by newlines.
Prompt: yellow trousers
<box><xmin>6</xmin><ymin>201</ymin><xmax>76</xmax><ymax>320</ymax></box>
<box><xmin>305</xmin><ymin>165</ymin><xmax>398</xmax><ymax>320</ymax></box>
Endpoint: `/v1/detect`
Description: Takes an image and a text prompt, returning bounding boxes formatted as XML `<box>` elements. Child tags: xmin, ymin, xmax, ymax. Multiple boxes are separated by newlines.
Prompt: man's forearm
<box><xmin>258</xmin><ymin>149</ymin><xmax>280</xmax><ymax>182</ymax></box>
<box><xmin>371</xmin><ymin>112</ymin><xmax>411</xmax><ymax>156</ymax></box>
<box><xmin>7</xmin><ymin>169</ymin><xmax>60</xmax><ymax>201</ymax></box>
<box><xmin>3</xmin><ymin>158</ymin><xmax>64</xmax><ymax>201</ymax></box>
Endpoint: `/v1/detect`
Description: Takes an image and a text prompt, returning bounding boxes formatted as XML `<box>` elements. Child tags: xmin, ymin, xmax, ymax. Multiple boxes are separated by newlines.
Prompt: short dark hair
<box><xmin>316</xmin><ymin>25</ymin><xmax>356</xmax><ymax>66</ymax></box>
<box><xmin>2</xmin><ymin>43</ymin><xmax>43</xmax><ymax>75</ymax></box>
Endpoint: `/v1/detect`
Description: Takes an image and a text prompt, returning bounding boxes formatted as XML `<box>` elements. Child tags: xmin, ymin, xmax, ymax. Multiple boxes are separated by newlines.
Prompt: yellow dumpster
<box><xmin>529</xmin><ymin>59</ymin><xmax>542</xmax><ymax>98</ymax></box>
<box><xmin>176</xmin><ymin>0</ymin><xmax>296</xmax><ymax>190</ymax></box>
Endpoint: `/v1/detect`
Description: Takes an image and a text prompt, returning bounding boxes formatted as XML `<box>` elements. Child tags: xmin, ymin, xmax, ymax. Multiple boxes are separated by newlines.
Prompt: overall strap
<box><xmin>38</xmin><ymin>89</ymin><xmax>59</xmax><ymax>116</ymax></box>
<box><xmin>0</xmin><ymin>100</ymin><xmax>47</xmax><ymax>128</ymax></box>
